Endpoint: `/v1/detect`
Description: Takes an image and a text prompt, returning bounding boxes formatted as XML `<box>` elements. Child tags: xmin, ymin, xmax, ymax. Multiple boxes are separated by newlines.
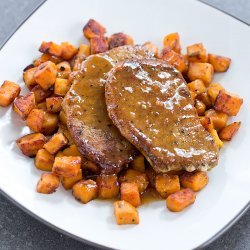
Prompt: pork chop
<box><xmin>62</xmin><ymin>46</ymin><xmax>154</xmax><ymax>174</ymax></box>
<box><xmin>105</xmin><ymin>59</ymin><xmax>219</xmax><ymax>173</ymax></box>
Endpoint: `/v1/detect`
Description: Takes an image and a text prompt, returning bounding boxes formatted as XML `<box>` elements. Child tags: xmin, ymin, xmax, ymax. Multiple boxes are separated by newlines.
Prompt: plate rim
<box><xmin>0</xmin><ymin>0</ymin><xmax>249</xmax><ymax>249</ymax></box>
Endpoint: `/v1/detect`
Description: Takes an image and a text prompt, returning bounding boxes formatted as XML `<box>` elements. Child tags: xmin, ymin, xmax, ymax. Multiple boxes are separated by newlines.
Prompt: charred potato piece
<box><xmin>180</xmin><ymin>171</ymin><xmax>209</xmax><ymax>191</ymax></box>
<box><xmin>90</xmin><ymin>36</ymin><xmax>109</xmax><ymax>54</ymax></box>
<box><xmin>205</xmin><ymin>109</ymin><xmax>228</xmax><ymax>130</ymax></box>
<box><xmin>108</xmin><ymin>32</ymin><xmax>134</xmax><ymax>49</ymax></box>
<box><xmin>210</xmin><ymin>129</ymin><xmax>223</xmax><ymax>148</ymax></box>
<box><xmin>16</xmin><ymin>133</ymin><xmax>47</xmax><ymax>157</ymax></box>
<box><xmin>61</xmin><ymin>169</ymin><xmax>83</xmax><ymax>190</ymax></box>
<box><xmin>37</xmin><ymin>173</ymin><xmax>60</xmax><ymax>194</ymax></box>
<box><xmin>214</xmin><ymin>90</ymin><xmax>243</xmax><ymax>116</ymax></box>
<box><xmin>163</xmin><ymin>32</ymin><xmax>181</xmax><ymax>53</ymax></box>
<box><xmin>187</xmin><ymin>43</ymin><xmax>207</xmax><ymax>63</ymax></box>
<box><xmin>41</xmin><ymin>112</ymin><xmax>59</xmax><ymax>135</ymax></box>
<box><xmin>44</xmin><ymin>133</ymin><xmax>68</xmax><ymax>154</ymax></box>
<box><xmin>0</xmin><ymin>81</ymin><xmax>20</xmax><ymax>107</ymax></box>
<box><xmin>114</xmin><ymin>200</ymin><xmax>139</xmax><ymax>225</ymax></box>
<box><xmin>219</xmin><ymin>122</ymin><xmax>241</xmax><ymax>141</ymax></box>
<box><xmin>199</xmin><ymin>116</ymin><xmax>214</xmax><ymax>132</ymax></box>
<box><xmin>39</xmin><ymin>41</ymin><xmax>62</xmax><ymax>57</ymax></box>
<box><xmin>56</xmin><ymin>61</ymin><xmax>71</xmax><ymax>79</ymax></box>
<box><xmin>13</xmin><ymin>92</ymin><xmax>35</xmax><ymax>120</ymax></box>
<box><xmin>23</xmin><ymin>67</ymin><xmax>37</xmax><ymax>90</ymax></box>
<box><xmin>33</xmin><ymin>53</ymin><xmax>62</xmax><ymax>67</ymax></box>
<box><xmin>120</xmin><ymin>182</ymin><xmax>141</xmax><ymax>207</ymax></box>
<box><xmin>61</xmin><ymin>42</ymin><xmax>78</xmax><ymax>60</ymax></box>
<box><xmin>207</xmin><ymin>82</ymin><xmax>225</xmax><ymax>104</ymax></box>
<box><xmin>35</xmin><ymin>149</ymin><xmax>54</xmax><ymax>171</ymax></box>
<box><xmin>143</xmin><ymin>42</ymin><xmax>158</xmax><ymax>57</ymax></box>
<box><xmin>62</xmin><ymin>144</ymin><xmax>81</xmax><ymax>157</ymax></box>
<box><xmin>130</xmin><ymin>154</ymin><xmax>145</xmax><ymax>172</ymax></box>
<box><xmin>31</xmin><ymin>85</ymin><xmax>53</xmax><ymax>103</ymax></box>
<box><xmin>46</xmin><ymin>97</ymin><xmax>63</xmax><ymax>113</ymax></box>
<box><xmin>187</xmin><ymin>79</ymin><xmax>206</xmax><ymax>95</ymax></box>
<box><xmin>166</xmin><ymin>188</ymin><xmax>196</xmax><ymax>212</ymax></box>
<box><xmin>83</xmin><ymin>19</ymin><xmax>106</xmax><ymax>39</ymax></box>
<box><xmin>54</xmin><ymin>78</ymin><xmax>71</xmax><ymax>96</ymax></box>
<box><xmin>26</xmin><ymin>109</ymin><xmax>45</xmax><ymax>132</ymax></box>
<box><xmin>208</xmin><ymin>53</ymin><xmax>231</xmax><ymax>72</ymax></box>
<box><xmin>97</xmin><ymin>174</ymin><xmax>120</xmax><ymax>199</ymax></box>
<box><xmin>194</xmin><ymin>99</ymin><xmax>206</xmax><ymax>116</ymax></box>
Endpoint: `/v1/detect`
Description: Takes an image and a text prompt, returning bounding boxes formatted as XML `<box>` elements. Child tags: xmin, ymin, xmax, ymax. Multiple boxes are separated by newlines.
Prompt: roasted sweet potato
<box><xmin>23</xmin><ymin>64</ymin><xmax>35</xmax><ymax>72</ymax></box>
<box><xmin>59</xmin><ymin>110</ymin><xmax>67</xmax><ymax>126</ymax></box>
<box><xmin>39</xmin><ymin>41</ymin><xmax>62</xmax><ymax>57</ymax></box>
<box><xmin>44</xmin><ymin>133</ymin><xmax>68</xmax><ymax>154</ymax></box>
<box><xmin>196</xmin><ymin>92</ymin><xmax>212</xmax><ymax>107</ymax></box>
<box><xmin>97</xmin><ymin>174</ymin><xmax>120</xmax><ymax>199</ymax></box>
<box><xmin>90</xmin><ymin>36</ymin><xmax>109</xmax><ymax>54</ymax></box>
<box><xmin>54</xmin><ymin>78</ymin><xmax>71</xmax><ymax>96</ymax></box>
<box><xmin>143</xmin><ymin>42</ymin><xmax>158</xmax><ymax>56</ymax></box>
<box><xmin>83</xmin><ymin>19</ymin><xmax>106</xmax><ymax>39</ymax></box>
<box><xmin>58</xmin><ymin>125</ymin><xmax>74</xmax><ymax>146</ymax></box>
<box><xmin>189</xmin><ymin>91</ymin><xmax>197</xmax><ymax>101</ymax></box>
<box><xmin>163</xmin><ymin>32</ymin><xmax>181</xmax><ymax>53</ymax></box>
<box><xmin>34</xmin><ymin>61</ymin><xmax>57</xmax><ymax>90</ymax></box>
<box><xmin>194</xmin><ymin>99</ymin><xmax>206</xmax><ymax>115</ymax></box>
<box><xmin>0</xmin><ymin>81</ymin><xmax>20</xmax><ymax>107</ymax></box>
<box><xmin>37</xmin><ymin>173</ymin><xmax>60</xmax><ymax>194</ymax></box>
<box><xmin>35</xmin><ymin>149</ymin><xmax>54</xmax><ymax>171</ymax></box>
<box><xmin>33</xmin><ymin>53</ymin><xmax>62</xmax><ymax>67</ymax></box>
<box><xmin>37</xmin><ymin>102</ymin><xmax>47</xmax><ymax>111</ymax></box>
<box><xmin>219</xmin><ymin>122</ymin><xmax>241</xmax><ymax>141</ymax></box>
<box><xmin>180</xmin><ymin>171</ymin><xmax>209</xmax><ymax>191</ymax></box>
<box><xmin>208</xmin><ymin>53</ymin><xmax>231</xmax><ymax>72</ymax></box>
<box><xmin>114</xmin><ymin>200</ymin><xmax>139</xmax><ymax>225</ymax></box>
<box><xmin>205</xmin><ymin>109</ymin><xmax>228</xmax><ymax>130</ymax></box>
<box><xmin>62</xmin><ymin>144</ymin><xmax>81</xmax><ymax>157</ymax></box>
<box><xmin>16</xmin><ymin>133</ymin><xmax>47</xmax><ymax>157</ymax></box>
<box><xmin>26</xmin><ymin>109</ymin><xmax>44</xmax><ymax>132</ymax></box>
<box><xmin>199</xmin><ymin>116</ymin><xmax>214</xmax><ymax>132</ymax></box>
<box><xmin>130</xmin><ymin>154</ymin><xmax>145</xmax><ymax>172</ymax></box>
<box><xmin>41</xmin><ymin>112</ymin><xmax>59</xmax><ymax>135</ymax></box>
<box><xmin>46</xmin><ymin>97</ymin><xmax>63</xmax><ymax>113</ymax></box>
<box><xmin>187</xmin><ymin>62</ymin><xmax>214</xmax><ymax>86</ymax></box>
<box><xmin>13</xmin><ymin>92</ymin><xmax>35</xmax><ymax>120</ymax></box>
<box><xmin>23</xmin><ymin>67</ymin><xmax>37</xmax><ymax>90</ymax></box>
<box><xmin>187</xmin><ymin>43</ymin><xmax>207</xmax><ymax>63</ymax></box>
<box><xmin>210</xmin><ymin>129</ymin><xmax>223</xmax><ymax>148</ymax></box>
<box><xmin>52</xmin><ymin>156</ymin><xmax>81</xmax><ymax>177</ymax></box>
<box><xmin>61</xmin><ymin>169</ymin><xmax>83</xmax><ymax>190</ymax></box>
<box><xmin>31</xmin><ymin>85</ymin><xmax>53</xmax><ymax>103</ymax></box>
<box><xmin>166</xmin><ymin>188</ymin><xmax>196</xmax><ymax>212</ymax></box>
<box><xmin>155</xmin><ymin>174</ymin><xmax>180</xmax><ymax>198</ymax></box>
<box><xmin>108</xmin><ymin>32</ymin><xmax>134</xmax><ymax>49</ymax></box>
<box><xmin>56</xmin><ymin>61</ymin><xmax>71</xmax><ymax>79</ymax></box>
<box><xmin>61</xmin><ymin>42</ymin><xmax>78</xmax><ymax>60</ymax></box>
<box><xmin>120</xmin><ymin>182</ymin><xmax>141</xmax><ymax>207</ymax></box>
<box><xmin>77</xmin><ymin>44</ymin><xmax>90</xmax><ymax>57</ymax></box>
<box><xmin>207</xmin><ymin>82</ymin><xmax>225</xmax><ymax>104</ymax></box>
<box><xmin>187</xmin><ymin>79</ymin><xmax>206</xmax><ymax>95</ymax></box>
<box><xmin>214</xmin><ymin>90</ymin><xmax>243</xmax><ymax>116</ymax></box>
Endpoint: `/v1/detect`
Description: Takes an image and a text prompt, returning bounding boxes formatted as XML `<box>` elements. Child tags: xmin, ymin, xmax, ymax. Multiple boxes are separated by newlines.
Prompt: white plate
<box><xmin>0</xmin><ymin>0</ymin><xmax>250</xmax><ymax>249</ymax></box>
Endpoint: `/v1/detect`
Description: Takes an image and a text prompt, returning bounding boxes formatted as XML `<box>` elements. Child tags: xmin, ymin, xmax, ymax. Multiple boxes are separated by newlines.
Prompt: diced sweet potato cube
<box><xmin>187</xmin><ymin>43</ymin><xmax>207</xmax><ymax>63</ymax></box>
<box><xmin>23</xmin><ymin>64</ymin><xmax>35</xmax><ymax>72</ymax></box>
<box><xmin>208</xmin><ymin>53</ymin><xmax>231</xmax><ymax>72</ymax></box>
<box><xmin>37</xmin><ymin>173</ymin><xmax>60</xmax><ymax>194</ymax></box>
<box><xmin>61</xmin><ymin>169</ymin><xmax>83</xmax><ymax>190</ymax></box>
<box><xmin>54</xmin><ymin>78</ymin><xmax>71</xmax><ymax>96</ymax></box>
<box><xmin>196</xmin><ymin>92</ymin><xmax>212</xmax><ymax>107</ymax></box>
<box><xmin>82</xmin><ymin>160</ymin><xmax>100</xmax><ymax>173</ymax></box>
<box><xmin>166</xmin><ymin>188</ymin><xmax>196</xmax><ymax>212</ymax></box>
<box><xmin>44</xmin><ymin>133</ymin><xmax>68</xmax><ymax>154</ymax></box>
<box><xmin>163</xmin><ymin>32</ymin><xmax>181</xmax><ymax>53</ymax></box>
<box><xmin>121</xmin><ymin>182</ymin><xmax>141</xmax><ymax>207</ymax></box>
<box><xmin>77</xmin><ymin>44</ymin><xmax>90</xmax><ymax>57</ymax></box>
<box><xmin>59</xmin><ymin>110</ymin><xmax>67</xmax><ymax>125</ymax></box>
<box><xmin>13</xmin><ymin>92</ymin><xmax>36</xmax><ymax>120</ymax></box>
<box><xmin>199</xmin><ymin>116</ymin><xmax>214</xmax><ymax>132</ymax></box>
<box><xmin>180</xmin><ymin>171</ymin><xmax>209</xmax><ymax>191</ymax></box>
<box><xmin>41</xmin><ymin>112</ymin><xmax>59</xmax><ymax>135</ymax></box>
<box><xmin>97</xmin><ymin>174</ymin><xmax>119</xmax><ymax>199</ymax></box>
<box><xmin>119</xmin><ymin>169</ymin><xmax>149</xmax><ymax>193</ymax></box>
<box><xmin>39</xmin><ymin>41</ymin><xmax>62</xmax><ymax>57</ymax></box>
<box><xmin>114</xmin><ymin>200</ymin><xmax>139</xmax><ymax>225</ymax></box>
<box><xmin>207</xmin><ymin>82</ymin><xmax>225</xmax><ymax>104</ymax></box>
<box><xmin>205</xmin><ymin>109</ymin><xmax>228</xmax><ymax>130</ymax></box>
<box><xmin>145</xmin><ymin>167</ymin><xmax>157</xmax><ymax>187</ymax></box>
<box><xmin>0</xmin><ymin>81</ymin><xmax>20</xmax><ymax>107</ymax></box>
<box><xmin>62</xmin><ymin>144</ymin><xmax>81</xmax><ymax>157</ymax></box>
<box><xmin>58</xmin><ymin>126</ymin><xmax>74</xmax><ymax>146</ymax></box>
<box><xmin>56</xmin><ymin>151</ymin><xmax>65</xmax><ymax>158</ymax></box>
<box><xmin>194</xmin><ymin>99</ymin><xmax>206</xmax><ymax>115</ymax></box>
<box><xmin>108</xmin><ymin>32</ymin><xmax>134</xmax><ymax>49</ymax></box>
<box><xmin>16</xmin><ymin>133</ymin><xmax>47</xmax><ymax>157</ymax></box>
<box><xmin>37</xmin><ymin>102</ymin><xmax>47</xmax><ymax>111</ymax></box>
<box><xmin>60</xmin><ymin>42</ymin><xmax>78</xmax><ymax>60</ymax></box>
<box><xmin>160</xmin><ymin>48</ymin><xmax>187</xmax><ymax>73</ymax></box>
<box><xmin>187</xmin><ymin>63</ymin><xmax>214</xmax><ymax>86</ymax></box>
<box><xmin>56</xmin><ymin>61</ymin><xmax>71</xmax><ymax>79</ymax></box>
<box><xmin>31</xmin><ymin>85</ymin><xmax>53</xmax><ymax>103</ymax></box>
<box><xmin>33</xmin><ymin>53</ymin><xmax>62</xmax><ymax>67</ymax></box>
<box><xmin>155</xmin><ymin>174</ymin><xmax>180</xmax><ymax>198</ymax></box>
<box><xmin>187</xmin><ymin>79</ymin><xmax>206</xmax><ymax>95</ymax></box>
<box><xmin>189</xmin><ymin>91</ymin><xmax>197</xmax><ymax>101</ymax></box>
<box><xmin>130</xmin><ymin>154</ymin><xmax>145</xmax><ymax>172</ymax></box>
<box><xmin>210</xmin><ymin>129</ymin><xmax>223</xmax><ymax>148</ymax></box>
<box><xmin>143</xmin><ymin>42</ymin><xmax>158</xmax><ymax>56</ymax></box>
<box><xmin>35</xmin><ymin>149</ymin><xmax>54</xmax><ymax>171</ymax></box>
<box><xmin>46</xmin><ymin>97</ymin><xmax>63</xmax><ymax>113</ymax></box>
<box><xmin>23</xmin><ymin>67</ymin><xmax>37</xmax><ymax>90</ymax></box>
<box><xmin>34</xmin><ymin>61</ymin><xmax>57</xmax><ymax>90</ymax></box>
<box><xmin>219</xmin><ymin>122</ymin><xmax>241</xmax><ymax>141</ymax></box>
<box><xmin>214</xmin><ymin>90</ymin><xmax>243</xmax><ymax>116</ymax></box>
<box><xmin>90</xmin><ymin>36</ymin><xmax>109</xmax><ymax>54</ymax></box>
<box><xmin>52</xmin><ymin>156</ymin><xmax>81</xmax><ymax>177</ymax></box>
<box><xmin>26</xmin><ymin>109</ymin><xmax>45</xmax><ymax>132</ymax></box>
<box><xmin>83</xmin><ymin>19</ymin><xmax>106</xmax><ymax>39</ymax></box>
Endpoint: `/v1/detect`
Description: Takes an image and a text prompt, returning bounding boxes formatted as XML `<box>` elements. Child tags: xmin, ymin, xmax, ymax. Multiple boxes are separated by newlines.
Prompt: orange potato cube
<box><xmin>0</xmin><ymin>81</ymin><xmax>20</xmax><ymax>107</ymax></box>
<box><xmin>108</xmin><ymin>32</ymin><xmax>134</xmax><ymax>49</ymax></box>
<box><xmin>180</xmin><ymin>171</ymin><xmax>209</xmax><ymax>192</ymax></box>
<box><xmin>56</xmin><ymin>151</ymin><xmax>65</xmax><ymax>158</ymax></box>
<box><xmin>130</xmin><ymin>154</ymin><xmax>145</xmax><ymax>172</ymax></box>
<box><xmin>26</xmin><ymin>109</ymin><xmax>45</xmax><ymax>132</ymax></box>
<box><xmin>61</xmin><ymin>169</ymin><xmax>83</xmax><ymax>190</ymax></box>
<box><xmin>208</xmin><ymin>53</ymin><xmax>231</xmax><ymax>72</ymax></box>
<box><xmin>37</xmin><ymin>173</ymin><xmax>60</xmax><ymax>194</ymax></box>
<box><xmin>194</xmin><ymin>99</ymin><xmax>206</xmax><ymax>115</ymax></box>
<box><xmin>163</xmin><ymin>32</ymin><xmax>181</xmax><ymax>53</ymax></box>
<box><xmin>207</xmin><ymin>82</ymin><xmax>225</xmax><ymax>104</ymax></box>
<box><xmin>90</xmin><ymin>36</ymin><xmax>109</xmax><ymax>54</ymax></box>
<box><xmin>83</xmin><ymin>19</ymin><xmax>106</xmax><ymax>39</ymax></box>
<box><xmin>114</xmin><ymin>200</ymin><xmax>139</xmax><ymax>225</ymax></box>
<box><xmin>187</xmin><ymin>62</ymin><xmax>214</xmax><ymax>86</ymax></box>
<box><xmin>39</xmin><ymin>41</ymin><xmax>62</xmax><ymax>57</ymax></box>
<box><xmin>219</xmin><ymin>122</ymin><xmax>241</xmax><ymax>141</ymax></box>
<box><xmin>210</xmin><ymin>129</ymin><xmax>223</xmax><ymax>148</ymax></box>
<box><xmin>97</xmin><ymin>174</ymin><xmax>120</xmax><ymax>199</ymax></box>
<box><xmin>72</xmin><ymin>179</ymin><xmax>98</xmax><ymax>203</ymax></box>
<box><xmin>59</xmin><ymin>110</ymin><xmax>67</xmax><ymax>125</ymax></box>
<box><xmin>62</xmin><ymin>144</ymin><xmax>81</xmax><ymax>157</ymax></box>
<box><xmin>35</xmin><ymin>149</ymin><xmax>54</xmax><ymax>171</ymax></box>
<box><xmin>196</xmin><ymin>92</ymin><xmax>212</xmax><ymax>107</ymax></box>
<box><xmin>37</xmin><ymin>102</ymin><xmax>47</xmax><ymax>111</ymax></box>
<box><xmin>60</xmin><ymin>42</ymin><xmax>78</xmax><ymax>60</ymax></box>
<box><xmin>205</xmin><ymin>109</ymin><xmax>228</xmax><ymax>130</ymax></box>
<box><xmin>44</xmin><ymin>133</ymin><xmax>68</xmax><ymax>154</ymax></box>
<box><xmin>16</xmin><ymin>133</ymin><xmax>47</xmax><ymax>157</ymax></box>
<box><xmin>77</xmin><ymin>44</ymin><xmax>90</xmax><ymax>57</ymax></box>
<box><xmin>214</xmin><ymin>90</ymin><xmax>243</xmax><ymax>116</ymax></box>
<box><xmin>52</xmin><ymin>156</ymin><xmax>81</xmax><ymax>177</ymax></box>
<box><xmin>155</xmin><ymin>174</ymin><xmax>180</xmax><ymax>198</ymax></box>
<box><xmin>54</xmin><ymin>78</ymin><xmax>71</xmax><ymax>96</ymax></box>
<box><xmin>31</xmin><ymin>85</ymin><xmax>53</xmax><ymax>103</ymax></box>
<box><xmin>34</xmin><ymin>61</ymin><xmax>57</xmax><ymax>90</ymax></box>
<box><xmin>46</xmin><ymin>97</ymin><xmax>63</xmax><ymax>113</ymax></box>
<box><xmin>187</xmin><ymin>43</ymin><xmax>207</xmax><ymax>63</ymax></box>
<box><xmin>121</xmin><ymin>182</ymin><xmax>141</xmax><ymax>207</ymax></box>
<box><xmin>41</xmin><ymin>112</ymin><xmax>59</xmax><ymax>135</ymax></box>
<box><xmin>143</xmin><ymin>42</ymin><xmax>158</xmax><ymax>56</ymax></box>
<box><xmin>187</xmin><ymin>79</ymin><xmax>206</xmax><ymax>95</ymax></box>
<box><xmin>199</xmin><ymin>116</ymin><xmax>214</xmax><ymax>132</ymax></box>
<box><xmin>23</xmin><ymin>64</ymin><xmax>35</xmax><ymax>72</ymax></box>
<box><xmin>166</xmin><ymin>188</ymin><xmax>196</xmax><ymax>212</ymax></box>
<box><xmin>56</xmin><ymin>61</ymin><xmax>71</xmax><ymax>79</ymax></box>
<box><xmin>23</xmin><ymin>67</ymin><xmax>38</xmax><ymax>90</ymax></box>
<box><xmin>33</xmin><ymin>53</ymin><xmax>62</xmax><ymax>67</ymax></box>
<box><xmin>58</xmin><ymin>125</ymin><xmax>74</xmax><ymax>146</ymax></box>
<box><xmin>13</xmin><ymin>92</ymin><xmax>36</xmax><ymax>120</ymax></box>
<box><xmin>189</xmin><ymin>91</ymin><xmax>197</xmax><ymax>101</ymax></box>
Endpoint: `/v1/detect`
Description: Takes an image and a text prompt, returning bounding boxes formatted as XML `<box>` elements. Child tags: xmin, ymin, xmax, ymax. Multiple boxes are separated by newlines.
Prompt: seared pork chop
<box><xmin>105</xmin><ymin>59</ymin><xmax>219</xmax><ymax>173</ymax></box>
<box><xmin>63</xmin><ymin>46</ymin><xmax>154</xmax><ymax>174</ymax></box>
